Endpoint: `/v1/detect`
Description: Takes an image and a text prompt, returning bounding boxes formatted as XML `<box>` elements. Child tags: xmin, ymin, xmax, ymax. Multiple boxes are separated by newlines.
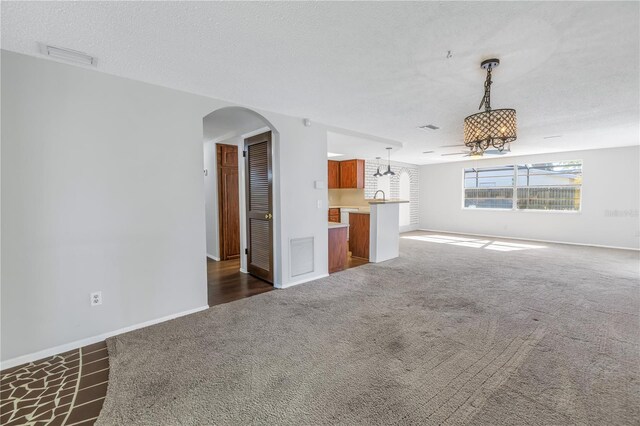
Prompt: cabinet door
<box><xmin>339</xmin><ymin>159</ymin><xmax>365</xmax><ymax>189</ymax></box>
<box><xmin>328</xmin><ymin>160</ymin><xmax>340</xmax><ymax>189</ymax></box>
<box><xmin>328</xmin><ymin>208</ymin><xmax>340</xmax><ymax>222</ymax></box>
<box><xmin>349</xmin><ymin>213</ymin><xmax>370</xmax><ymax>259</ymax></box>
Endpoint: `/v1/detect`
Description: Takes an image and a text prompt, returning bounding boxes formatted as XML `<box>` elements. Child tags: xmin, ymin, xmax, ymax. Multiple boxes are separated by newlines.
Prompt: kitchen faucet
<box><xmin>373</xmin><ymin>190</ymin><xmax>386</xmax><ymax>201</ymax></box>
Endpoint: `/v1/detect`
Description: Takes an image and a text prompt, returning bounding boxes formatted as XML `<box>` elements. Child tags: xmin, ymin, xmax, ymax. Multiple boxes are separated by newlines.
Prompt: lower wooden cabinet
<box><xmin>349</xmin><ymin>213</ymin><xmax>370</xmax><ymax>260</ymax></box>
<box><xmin>328</xmin><ymin>226</ymin><xmax>348</xmax><ymax>273</ymax></box>
<box><xmin>328</xmin><ymin>207</ymin><xmax>340</xmax><ymax>223</ymax></box>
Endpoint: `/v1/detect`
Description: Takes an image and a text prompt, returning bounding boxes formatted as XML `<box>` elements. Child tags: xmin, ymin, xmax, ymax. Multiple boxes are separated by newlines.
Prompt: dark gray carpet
<box><xmin>97</xmin><ymin>232</ymin><xmax>639</xmax><ymax>425</ymax></box>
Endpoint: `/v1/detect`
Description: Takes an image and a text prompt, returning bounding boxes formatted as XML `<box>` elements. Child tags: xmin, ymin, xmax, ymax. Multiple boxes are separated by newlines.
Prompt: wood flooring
<box><xmin>207</xmin><ymin>258</ymin><xmax>273</xmax><ymax>306</ymax></box>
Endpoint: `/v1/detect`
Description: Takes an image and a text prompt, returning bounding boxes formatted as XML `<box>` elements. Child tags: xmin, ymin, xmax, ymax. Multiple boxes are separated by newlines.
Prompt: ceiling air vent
<box><xmin>38</xmin><ymin>43</ymin><xmax>97</xmax><ymax>66</ymax></box>
<box><xmin>418</xmin><ymin>124</ymin><xmax>439</xmax><ymax>131</ymax></box>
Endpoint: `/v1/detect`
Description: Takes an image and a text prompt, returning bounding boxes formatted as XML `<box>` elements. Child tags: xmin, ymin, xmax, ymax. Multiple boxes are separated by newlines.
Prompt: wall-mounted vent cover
<box><xmin>418</xmin><ymin>124</ymin><xmax>439</xmax><ymax>131</ymax></box>
<box><xmin>290</xmin><ymin>237</ymin><xmax>314</xmax><ymax>277</ymax></box>
<box><xmin>38</xmin><ymin>43</ymin><xmax>97</xmax><ymax>66</ymax></box>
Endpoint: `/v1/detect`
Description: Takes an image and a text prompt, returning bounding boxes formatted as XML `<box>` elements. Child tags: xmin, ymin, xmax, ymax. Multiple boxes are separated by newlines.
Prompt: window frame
<box><xmin>461</xmin><ymin>160</ymin><xmax>583</xmax><ymax>213</ymax></box>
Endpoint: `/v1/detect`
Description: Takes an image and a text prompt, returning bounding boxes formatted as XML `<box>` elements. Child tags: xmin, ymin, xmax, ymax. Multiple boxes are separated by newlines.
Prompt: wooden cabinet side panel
<box><xmin>328</xmin><ymin>227</ymin><xmax>348</xmax><ymax>273</ymax></box>
<box><xmin>349</xmin><ymin>213</ymin><xmax>370</xmax><ymax>259</ymax></box>
<box><xmin>356</xmin><ymin>159</ymin><xmax>365</xmax><ymax>189</ymax></box>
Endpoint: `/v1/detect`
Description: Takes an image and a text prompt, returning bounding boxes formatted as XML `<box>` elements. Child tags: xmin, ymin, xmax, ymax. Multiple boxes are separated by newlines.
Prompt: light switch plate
<box><xmin>314</xmin><ymin>180</ymin><xmax>326</xmax><ymax>189</ymax></box>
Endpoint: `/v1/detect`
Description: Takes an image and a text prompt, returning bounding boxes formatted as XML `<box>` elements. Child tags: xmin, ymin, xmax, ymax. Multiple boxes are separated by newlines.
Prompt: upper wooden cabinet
<box><xmin>328</xmin><ymin>160</ymin><xmax>340</xmax><ymax>189</ymax></box>
<box><xmin>339</xmin><ymin>159</ymin><xmax>365</xmax><ymax>189</ymax></box>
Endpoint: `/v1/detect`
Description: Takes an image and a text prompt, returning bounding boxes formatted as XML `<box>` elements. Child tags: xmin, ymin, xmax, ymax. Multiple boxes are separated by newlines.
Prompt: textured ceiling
<box><xmin>2</xmin><ymin>1</ymin><xmax>638</xmax><ymax>164</ymax></box>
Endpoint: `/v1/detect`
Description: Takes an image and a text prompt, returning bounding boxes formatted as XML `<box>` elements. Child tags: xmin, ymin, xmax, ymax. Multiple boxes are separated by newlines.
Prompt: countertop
<box><xmin>328</xmin><ymin>205</ymin><xmax>367</xmax><ymax>209</ymax></box>
<box><xmin>368</xmin><ymin>199</ymin><xmax>409</xmax><ymax>204</ymax></box>
<box><xmin>328</xmin><ymin>222</ymin><xmax>349</xmax><ymax>229</ymax></box>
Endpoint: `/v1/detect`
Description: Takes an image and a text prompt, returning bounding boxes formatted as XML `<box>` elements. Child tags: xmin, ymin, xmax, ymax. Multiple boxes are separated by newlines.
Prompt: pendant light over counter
<box><xmin>373</xmin><ymin>157</ymin><xmax>383</xmax><ymax>177</ymax></box>
<box><xmin>372</xmin><ymin>148</ymin><xmax>396</xmax><ymax>178</ymax></box>
<box><xmin>383</xmin><ymin>147</ymin><xmax>395</xmax><ymax>176</ymax></box>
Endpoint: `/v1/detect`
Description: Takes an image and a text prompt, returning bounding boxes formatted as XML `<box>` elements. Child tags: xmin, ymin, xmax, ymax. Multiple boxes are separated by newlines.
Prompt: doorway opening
<box><xmin>203</xmin><ymin>107</ymin><xmax>279</xmax><ymax>306</ymax></box>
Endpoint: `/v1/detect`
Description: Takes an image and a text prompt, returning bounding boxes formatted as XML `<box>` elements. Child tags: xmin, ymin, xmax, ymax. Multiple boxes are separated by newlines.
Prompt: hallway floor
<box><xmin>207</xmin><ymin>258</ymin><xmax>274</xmax><ymax>307</ymax></box>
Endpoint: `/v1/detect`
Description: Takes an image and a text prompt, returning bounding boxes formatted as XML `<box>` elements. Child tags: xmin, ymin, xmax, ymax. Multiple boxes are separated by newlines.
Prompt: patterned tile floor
<box><xmin>1</xmin><ymin>260</ymin><xmax>278</xmax><ymax>425</ymax></box>
<box><xmin>1</xmin><ymin>342</ymin><xmax>108</xmax><ymax>426</ymax></box>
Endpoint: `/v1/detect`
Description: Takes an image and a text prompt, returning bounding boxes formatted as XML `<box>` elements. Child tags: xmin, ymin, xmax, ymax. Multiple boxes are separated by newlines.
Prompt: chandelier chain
<box><xmin>479</xmin><ymin>66</ymin><xmax>493</xmax><ymax>112</ymax></box>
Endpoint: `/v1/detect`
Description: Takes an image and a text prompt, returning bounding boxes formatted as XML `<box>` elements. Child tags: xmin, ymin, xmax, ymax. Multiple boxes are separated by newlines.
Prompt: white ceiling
<box><xmin>2</xmin><ymin>2</ymin><xmax>638</xmax><ymax>164</ymax></box>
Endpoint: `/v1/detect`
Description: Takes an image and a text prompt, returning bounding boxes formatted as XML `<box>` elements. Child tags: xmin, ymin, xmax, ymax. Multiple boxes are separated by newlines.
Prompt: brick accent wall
<box><xmin>364</xmin><ymin>159</ymin><xmax>420</xmax><ymax>227</ymax></box>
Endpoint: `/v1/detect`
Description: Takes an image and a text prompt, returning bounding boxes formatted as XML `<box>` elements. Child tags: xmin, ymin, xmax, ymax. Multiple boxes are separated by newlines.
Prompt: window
<box><xmin>463</xmin><ymin>161</ymin><xmax>582</xmax><ymax>211</ymax></box>
<box><xmin>464</xmin><ymin>166</ymin><xmax>514</xmax><ymax>209</ymax></box>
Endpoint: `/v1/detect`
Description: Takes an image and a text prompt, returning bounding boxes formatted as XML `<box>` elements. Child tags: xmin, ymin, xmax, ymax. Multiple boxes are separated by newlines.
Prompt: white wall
<box><xmin>203</xmin><ymin>140</ymin><xmax>219</xmax><ymax>260</ymax></box>
<box><xmin>1</xmin><ymin>50</ymin><xmax>329</xmax><ymax>364</ymax></box>
<box><xmin>419</xmin><ymin>146</ymin><xmax>640</xmax><ymax>249</ymax></box>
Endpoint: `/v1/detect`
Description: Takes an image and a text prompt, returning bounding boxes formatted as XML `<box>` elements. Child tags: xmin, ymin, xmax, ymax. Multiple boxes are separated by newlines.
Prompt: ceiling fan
<box><xmin>440</xmin><ymin>144</ymin><xmax>511</xmax><ymax>157</ymax></box>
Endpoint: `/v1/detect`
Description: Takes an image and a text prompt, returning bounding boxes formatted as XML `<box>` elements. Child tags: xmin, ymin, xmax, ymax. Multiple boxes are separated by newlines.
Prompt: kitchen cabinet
<box><xmin>328</xmin><ymin>208</ymin><xmax>340</xmax><ymax>223</ymax></box>
<box><xmin>349</xmin><ymin>212</ymin><xmax>370</xmax><ymax>259</ymax></box>
<box><xmin>328</xmin><ymin>160</ymin><xmax>340</xmax><ymax>189</ymax></box>
<box><xmin>328</xmin><ymin>225</ymin><xmax>348</xmax><ymax>273</ymax></box>
<box><xmin>339</xmin><ymin>159</ymin><xmax>365</xmax><ymax>189</ymax></box>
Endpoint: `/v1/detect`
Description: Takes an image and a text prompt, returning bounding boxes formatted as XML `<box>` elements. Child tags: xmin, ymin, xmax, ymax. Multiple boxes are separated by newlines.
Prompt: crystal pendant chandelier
<box><xmin>463</xmin><ymin>59</ymin><xmax>517</xmax><ymax>155</ymax></box>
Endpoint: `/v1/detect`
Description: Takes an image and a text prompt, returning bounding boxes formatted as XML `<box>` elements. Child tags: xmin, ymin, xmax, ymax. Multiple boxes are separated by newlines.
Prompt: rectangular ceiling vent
<box><xmin>418</xmin><ymin>124</ymin><xmax>439</xmax><ymax>131</ymax></box>
<box><xmin>38</xmin><ymin>43</ymin><xmax>97</xmax><ymax>66</ymax></box>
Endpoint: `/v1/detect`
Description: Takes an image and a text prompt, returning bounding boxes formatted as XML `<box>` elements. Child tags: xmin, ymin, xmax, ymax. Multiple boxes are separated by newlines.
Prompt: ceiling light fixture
<box><xmin>383</xmin><ymin>148</ymin><xmax>395</xmax><ymax>176</ymax></box>
<box><xmin>463</xmin><ymin>58</ymin><xmax>516</xmax><ymax>156</ymax></box>
<box><xmin>38</xmin><ymin>43</ymin><xmax>97</xmax><ymax>66</ymax></box>
<box><xmin>418</xmin><ymin>124</ymin><xmax>439</xmax><ymax>131</ymax></box>
<box><xmin>373</xmin><ymin>157</ymin><xmax>383</xmax><ymax>177</ymax></box>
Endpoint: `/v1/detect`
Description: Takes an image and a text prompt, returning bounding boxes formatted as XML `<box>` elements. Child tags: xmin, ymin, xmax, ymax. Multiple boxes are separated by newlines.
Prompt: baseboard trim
<box><xmin>1</xmin><ymin>305</ymin><xmax>209</xmax><ymax>371</ymax></box>
<box><xmin>399</xmin><ymin>224</ymin><xmax>420</xmax><ymax>233</ymax></box>
<box><xmin>417</xmin><ymin>229</ymin><xmax>640</xmax><ymax>251</ymax></box>
<box><xmin>280</xmin><ymin>273</ymin><xmax>329</xmax><ymax>289</ymax></box>
<box><xmin>206</xmin><ymin>254</ymin><xmax>220</xmax><ymax>261</ymax></box>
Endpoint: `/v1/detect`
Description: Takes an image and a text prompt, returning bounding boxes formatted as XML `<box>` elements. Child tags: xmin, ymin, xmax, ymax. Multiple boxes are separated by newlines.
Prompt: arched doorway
<box><xmin>202</xmin><ymin>107</ymin><xmax>281</xmax><ymax>305</ymax></box>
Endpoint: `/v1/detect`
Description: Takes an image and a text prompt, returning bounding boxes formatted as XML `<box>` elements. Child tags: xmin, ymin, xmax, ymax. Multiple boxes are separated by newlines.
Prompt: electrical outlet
<box><xmin>91</xmin><ymin>291</ymin><xmax>102</xmax><ymax>306</ymax></box>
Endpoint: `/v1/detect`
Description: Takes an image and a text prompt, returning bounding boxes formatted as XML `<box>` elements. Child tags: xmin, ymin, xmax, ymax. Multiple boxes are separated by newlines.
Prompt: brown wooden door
<box><xmin>339</xmin><ymin>159</ymin><xmax>365</xmax><ymax>188</ymax></box>
<box><xmin>217</xmin><ymin>144</ymin><xmax>240</xmax><ymax>260</ymax></box>
<box><xmin>328</xmin><ymin>160</ymin><xmax>340</xmax><ymax>189</ymax></box>
<box><xmin>244</xmin><ymin>132</ymin><xmax>274</xmax><ymax>283</ymax></box>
